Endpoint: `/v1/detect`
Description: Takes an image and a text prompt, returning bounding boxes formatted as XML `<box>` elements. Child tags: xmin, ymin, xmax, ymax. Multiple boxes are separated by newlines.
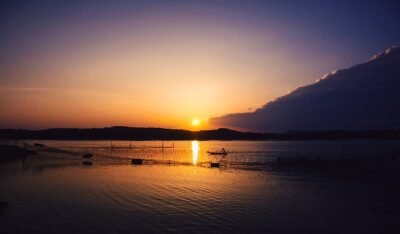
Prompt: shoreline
<box><xmin>0</xmin><ymin>145</ymin><xmax>36</xmax><ymax>164</ymax></box>
<box><xmin>2</xmin><ymin>127</ymin><xmax>400</xmax><ymax>141</ymax></box>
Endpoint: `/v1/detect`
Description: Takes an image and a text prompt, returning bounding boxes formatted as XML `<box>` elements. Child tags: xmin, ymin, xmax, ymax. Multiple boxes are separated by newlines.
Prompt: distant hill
<box><xmin>0</xmin><ymin>127</ymin><xmax>267</xmax><ymax>140</ymax></box>
<box><xmin>1</xmin><ymin>126</ymin><xmax>400</xmax><ymax>140</ymax></box>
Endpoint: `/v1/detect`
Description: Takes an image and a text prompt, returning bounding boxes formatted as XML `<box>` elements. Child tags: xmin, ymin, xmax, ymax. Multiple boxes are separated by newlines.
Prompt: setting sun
<box><xmin>192</xmin><ymin>119</ymin><xmax>200</xmax><ymax>125</ymax></box>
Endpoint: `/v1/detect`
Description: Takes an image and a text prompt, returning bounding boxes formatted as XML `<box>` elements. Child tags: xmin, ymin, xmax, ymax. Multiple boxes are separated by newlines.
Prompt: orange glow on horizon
<box><xmin>0</xmin><ymin>12</ymin><xmax>327</xmax><ymax>130</ymax></box>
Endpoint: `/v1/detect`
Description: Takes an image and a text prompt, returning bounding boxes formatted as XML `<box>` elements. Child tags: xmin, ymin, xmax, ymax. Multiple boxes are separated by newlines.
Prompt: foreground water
<box><xmin>1</xmin><ymin>140</ymin><xmax>400</xmax><ymax>233</ymax></box>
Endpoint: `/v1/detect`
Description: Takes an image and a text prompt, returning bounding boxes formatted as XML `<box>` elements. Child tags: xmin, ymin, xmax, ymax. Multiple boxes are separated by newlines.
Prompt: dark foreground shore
<box><xmin>0</xmin><ymin>145</ymin><xmax>36</xmax><ymax>164</ymax></box>
<box><xmin>0</xmin><ymin>145</ymin><xmax>35</xmax><ymax>216</ymax></box>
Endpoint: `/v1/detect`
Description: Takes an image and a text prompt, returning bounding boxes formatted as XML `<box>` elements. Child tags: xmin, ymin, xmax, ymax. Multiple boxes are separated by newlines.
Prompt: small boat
<box><xmin>131</xmin><ymin>159</ymin><xmax>143</xmax><ymax>165</ymax></box>
<box><xmin>33</xmin><ymin>143</ymin><xmax>45</xmax><ymax>147</ymax></box>
<box><xmin>207</xmin><ymin>151</ymin><xmax>228</xmax><ymax>155</ymax></box>
<box><xmin>82</xmin><ymin>161</ymin><xmax>93</xmax><ymax>166</ymax></box>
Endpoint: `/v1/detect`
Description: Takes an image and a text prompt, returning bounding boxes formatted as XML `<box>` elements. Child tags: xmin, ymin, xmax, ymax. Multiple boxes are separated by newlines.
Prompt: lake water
<box><xmin>23</xmin><ymin>139</ymin><xmax>400</xmax><ymax>164</ymax></box>
<box><xmin>1</xmin><ymin>140</ymin><xmax>399</xmax><ymax>233</ymax></box>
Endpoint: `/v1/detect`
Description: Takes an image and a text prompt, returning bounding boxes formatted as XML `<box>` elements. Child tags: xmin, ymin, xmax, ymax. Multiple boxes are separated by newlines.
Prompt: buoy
<box><xmin>210</xmin><ymin>162</ymin><xmax>220</xmax><ymax>168</ymax></box>
<box><xmin>82</xmin><ymin>161</ymin><xmax>92</xmax><ymax>166</ymax></box>
<box><xmin>131</xmin><ymin>159</ymin><xmax>143</xmax><ymax>165</ymax></box>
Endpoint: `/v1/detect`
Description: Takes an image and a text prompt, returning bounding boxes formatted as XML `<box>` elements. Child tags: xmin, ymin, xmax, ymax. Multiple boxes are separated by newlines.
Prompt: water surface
<box><xmin>1</xmin><ymin>140</ymin><xmax>399</xmax><ymax>233</ymax></box>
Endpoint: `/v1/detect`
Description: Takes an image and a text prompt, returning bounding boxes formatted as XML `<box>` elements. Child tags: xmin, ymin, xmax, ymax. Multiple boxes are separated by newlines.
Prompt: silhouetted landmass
<box><xmin>1</xmin><ymin>127</ymin><xmax>400</xmax><ymax>140</ymax></box>
<box><xmin>0</xmin><ymin>145</ymin><xmax>36</xmax><ymax>163</ymax></box>
<box><xmin>0</xmin><ymin>200</ymin><xmax>9</xmax><ymax>217</ymax></box>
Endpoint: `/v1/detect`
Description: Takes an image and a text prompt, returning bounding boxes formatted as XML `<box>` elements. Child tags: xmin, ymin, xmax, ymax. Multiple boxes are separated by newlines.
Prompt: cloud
<box><xmin>210</xmin><ymin>46</ymin><xmax>400</xmax><ymax>132</ymax></box>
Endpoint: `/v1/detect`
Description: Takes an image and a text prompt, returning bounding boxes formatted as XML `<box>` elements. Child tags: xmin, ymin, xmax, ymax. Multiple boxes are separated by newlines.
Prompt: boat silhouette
<box><xmin>207</xmin><ymin>150</ymin><xmax>228</xmax><ymax>155</ymax></box>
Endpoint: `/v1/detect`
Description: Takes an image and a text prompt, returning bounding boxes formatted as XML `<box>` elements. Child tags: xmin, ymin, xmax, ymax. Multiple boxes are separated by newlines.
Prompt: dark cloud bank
<box><xmin>210</xmin><ymin>46</ymin><xmax>400</xmax><ymax>133</ymax></box>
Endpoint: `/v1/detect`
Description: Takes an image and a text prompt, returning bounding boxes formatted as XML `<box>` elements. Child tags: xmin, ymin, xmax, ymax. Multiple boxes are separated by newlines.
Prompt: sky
<box><xmin>0</xmin><ymin>0</ymin><xmax>399</xmax><ymax>130</ymax></box>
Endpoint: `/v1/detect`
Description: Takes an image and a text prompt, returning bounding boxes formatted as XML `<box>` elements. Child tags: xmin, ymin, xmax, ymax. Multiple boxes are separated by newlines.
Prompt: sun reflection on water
<box><xmin>192</xmin><ymin>140</ymin><xmax>199</xmax><ymax>165</ymax></box>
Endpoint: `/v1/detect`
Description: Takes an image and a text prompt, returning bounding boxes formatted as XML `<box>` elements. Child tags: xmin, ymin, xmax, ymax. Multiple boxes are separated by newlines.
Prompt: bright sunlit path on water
<box><xmin>192</xmin><ymin>140</ymin><xmax>199</xmax><ymax>165</ymax></box>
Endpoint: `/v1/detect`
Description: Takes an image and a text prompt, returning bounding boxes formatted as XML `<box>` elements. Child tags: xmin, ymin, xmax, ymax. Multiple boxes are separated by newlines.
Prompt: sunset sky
<box><xmin>1</xmin><ymin>0</ymin><xmax>399</xmax><ymax>130</ymax></box>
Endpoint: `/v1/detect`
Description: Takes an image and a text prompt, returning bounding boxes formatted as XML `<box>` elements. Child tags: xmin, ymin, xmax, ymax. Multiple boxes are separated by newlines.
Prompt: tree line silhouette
<box><xmin>1</xmin><ymin>126</ymin><xmax>400</xmax><ymax>140</ymax></box>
